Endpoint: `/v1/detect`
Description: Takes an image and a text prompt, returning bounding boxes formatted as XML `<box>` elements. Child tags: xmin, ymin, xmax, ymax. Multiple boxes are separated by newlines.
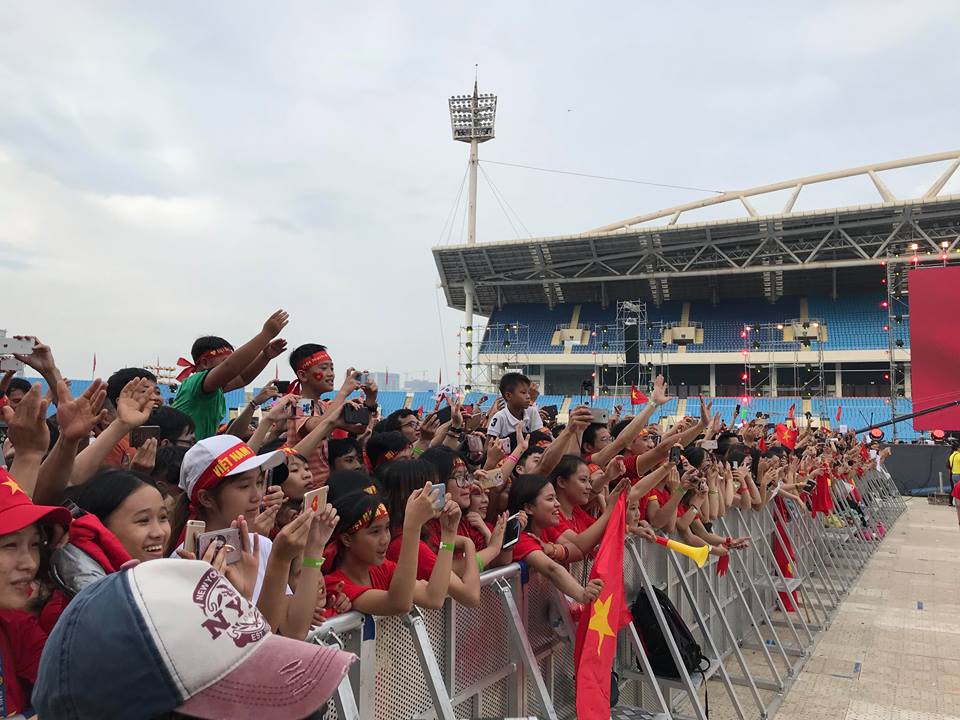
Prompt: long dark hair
<box><xmin>379</xmin><ymin>459</ymin><xmax>438</xmax><ymax>535</ymax></box>
<box><xmin>165</xmin><ymin>482</ymin><xmax>229</xmax><ymax>556</ymax></box>
<box><xmin>548</xmin><ymin>454</ymin><xmax>587</xmax><ymax>485</ymax></box>
<box><xmin>421</xmin><ymin>446</ymin><xmax>465</xmax><ymax>484</ymax></box>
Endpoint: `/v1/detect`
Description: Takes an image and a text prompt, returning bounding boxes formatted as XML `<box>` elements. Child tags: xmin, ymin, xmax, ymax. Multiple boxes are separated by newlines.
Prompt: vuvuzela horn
<box><xmin>654</xmin><ymin>535</ymin><xmax>710</xmax><ymax>568</ymax></box>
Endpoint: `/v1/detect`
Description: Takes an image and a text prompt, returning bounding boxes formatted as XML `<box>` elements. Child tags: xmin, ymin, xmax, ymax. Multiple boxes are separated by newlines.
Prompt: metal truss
<box><xmin>434</xmin><ymin>152</ymin><xmax>960</xmax><ymax>312</ymax></box>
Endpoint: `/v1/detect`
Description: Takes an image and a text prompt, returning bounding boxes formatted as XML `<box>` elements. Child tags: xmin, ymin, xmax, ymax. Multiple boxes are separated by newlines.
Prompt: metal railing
<box><xmin>310</xmin><ymin>467</ymin><xmax>905</xmax><ymax>719</ymax></box>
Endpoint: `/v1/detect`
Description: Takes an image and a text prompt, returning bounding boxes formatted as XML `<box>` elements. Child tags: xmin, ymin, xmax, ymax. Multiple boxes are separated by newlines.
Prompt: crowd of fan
<box><xmin>0</xmin><ymin>310</ymin><xmax>891</xmax><ymax>719</ymax></box>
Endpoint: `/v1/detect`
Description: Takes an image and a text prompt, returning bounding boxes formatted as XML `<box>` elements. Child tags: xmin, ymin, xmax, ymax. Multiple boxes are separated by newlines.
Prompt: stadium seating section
<box><xmin>479</xmin><ymin>295</ymin><xmax>908</xmax><ymax>354</ymax></box>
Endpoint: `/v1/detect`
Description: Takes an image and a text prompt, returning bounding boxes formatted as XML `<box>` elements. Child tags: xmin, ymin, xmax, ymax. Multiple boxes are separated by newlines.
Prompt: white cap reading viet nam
<box><xmin>33</xmin><ymin>559</ymin><xmax>355</xmax><ymax>720</ymax></box>
<box><xmin>179</xmin><ymin>434</ymin><xmax>285</xmax><ymax>499</ymax></box>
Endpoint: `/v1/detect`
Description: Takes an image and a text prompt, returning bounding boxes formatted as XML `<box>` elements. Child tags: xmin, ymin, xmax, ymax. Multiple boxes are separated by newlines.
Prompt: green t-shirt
<box><xmin>173</xmin><ymin>370</ymin><xmax>226</xmax><ymax>440</ymax></box>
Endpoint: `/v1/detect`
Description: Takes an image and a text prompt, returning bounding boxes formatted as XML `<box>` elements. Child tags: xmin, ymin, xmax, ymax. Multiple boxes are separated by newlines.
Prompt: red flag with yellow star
<box><xmin>574</xmin><ymin>492</ymin><xmax>631</xmax><ymax>719</ymax></box>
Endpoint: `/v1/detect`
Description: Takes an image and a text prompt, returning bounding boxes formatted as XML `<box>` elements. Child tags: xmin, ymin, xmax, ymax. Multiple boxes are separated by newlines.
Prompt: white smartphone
<box><xmin>0</xmin><ymin>336</ymin><xmax>35</xmax><ymax>355</ymax></box>
<box><xmin>303</xmin><ymin>486</ymin><xmax>328</xmax><ymax>513</ymax></box>
<box><xmin>183</xmin><ymin>519</ymin><xmax>206</xmax><ymax>555</ymax></box>
<box><xmin>502</xmin><ymin>512</ymin><xmax>522</xmax><ymax>550</ymax></box>
<box><xmin>430</xmin><ymin>482</ymin><xmax>447</xmax><ymax>510</ymax></box>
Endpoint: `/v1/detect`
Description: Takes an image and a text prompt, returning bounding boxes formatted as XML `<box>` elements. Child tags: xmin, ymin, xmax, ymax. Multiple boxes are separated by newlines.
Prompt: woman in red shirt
<box><xmin>506</xmin><ymin>474</ymin><xmax>615</xmax><ymax>605</ymax></box>
<box><xmin>381</xmin><ymin>459</ymin><xmax>481</xmax><ymax>607</ymax></box>
<box><xmin>324</xmin><ymin>483</ymin><xmax>458</xmax><ymax>615</ymax></box>
<box><xmin>0</xmin><ymin>468</ymin><xmax>73</xmax><ymax>718</ymax></box>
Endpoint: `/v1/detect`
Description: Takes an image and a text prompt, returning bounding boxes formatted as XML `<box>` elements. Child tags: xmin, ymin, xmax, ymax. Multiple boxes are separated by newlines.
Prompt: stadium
<box><xmin>434</xmin><ymin>149</ymin><xmax>960</xmax><ymax>442</ymax></box>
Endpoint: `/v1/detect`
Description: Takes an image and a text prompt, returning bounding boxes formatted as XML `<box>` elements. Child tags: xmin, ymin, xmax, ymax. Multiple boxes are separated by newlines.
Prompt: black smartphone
<box><xmin>803</xmin><ymin>479</ymin><xmax>816</xmax><ymax>493</ymax></box>
<box><xmin>541</xmin><ymin>405</ymin><xmax>558</xmax><ymax>421</ymax></box>
<box><xmin>130</xmin><ymin>425</ymin><xmax>161</xmax><ymax>448</ymax></box>
<box><xmin>341</xmin><ymin>405</ymin><xmax>371</xmax><ymax>426</ymax></box>
<box><xmin>502</xmin><ymin>512</ymin><xmax>522</xmax><ymax>550</ymax></box>
<box><xmin>273</xmin><ymin>380</ymin><xmax>290</xmax><ymax>394</ymax></box>
<box><xmin>669</xmin><ymin>446</ymin><xmax>682</xmax><ymax>463</ymax></box>
<box><xmin>435</xmin><ymin>405</ymin><xmax>453</xmax><ymax>426</ymax></box>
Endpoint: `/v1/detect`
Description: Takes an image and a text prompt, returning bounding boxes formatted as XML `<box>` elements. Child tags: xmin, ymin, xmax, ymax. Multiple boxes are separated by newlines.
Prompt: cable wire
<box><xmin>479</xmin><ymin>164</ymin><xmax>534</xmax><ymax>239</ymax></box>
<box><xmin>481</xmin><ymin>159</ymin><xmax>724</xmax><ymax>194</ymax></box>
<box><xmin>440</xmin><ymin>165</ymin><xmax>469</xmax><ymax>245</ymax></box>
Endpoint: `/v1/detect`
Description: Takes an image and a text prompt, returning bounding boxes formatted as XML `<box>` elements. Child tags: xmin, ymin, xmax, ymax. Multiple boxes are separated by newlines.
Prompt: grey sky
<box><xmin>2</xmin><ymin>1</ymin><xmax>958</xmax><ymax>385</ymax></box>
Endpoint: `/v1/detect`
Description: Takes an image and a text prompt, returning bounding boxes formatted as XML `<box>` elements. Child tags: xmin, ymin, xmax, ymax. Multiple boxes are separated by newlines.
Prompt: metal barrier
<box><xmin>309</xmin><ymin>467</ymin><xmax>904</xmax><ymax>719</ymax></box>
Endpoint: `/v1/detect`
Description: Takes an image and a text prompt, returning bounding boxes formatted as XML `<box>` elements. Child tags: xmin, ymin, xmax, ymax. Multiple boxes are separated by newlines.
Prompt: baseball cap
<box><xmin>34</xmin><ymin>559</ymin><xmax>355</xmax><ymax>720</ymax></box>
<box><xmin>179</xmin><ymin>435</ymin><xmax>285</xmax><ymax>498</ymax></box>
<box><xmin>0</xmin><ymin>467</ymin><xmax>71</xmax><ymax>535</ymax></box>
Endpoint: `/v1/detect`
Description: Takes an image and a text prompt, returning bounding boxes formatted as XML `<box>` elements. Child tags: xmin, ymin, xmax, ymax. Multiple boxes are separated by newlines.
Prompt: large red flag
<box><xmin>630</xmin><ymin>385</ymin><xmax>648</xmax><ymax>405</ymax></box>
<box><xmin>811</xmin><ymin>470</ymin><xmax>834</xmax><ymax>517</ymax></box>
<box><xmin>574</xmin><ymin>493</ymin><xmax>631</xmax><ymax>720</ymax></box>
<box><xmin>835</xmin><ymin>405</ymin><xmax>842</xmax><ymax>422</ymax></box>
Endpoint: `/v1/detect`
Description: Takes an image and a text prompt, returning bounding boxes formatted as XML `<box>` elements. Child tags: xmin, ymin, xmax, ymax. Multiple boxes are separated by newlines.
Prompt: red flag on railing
<box><xmin>835</xmin><ymin>405</ymin><xmax>842</xmax><ymax>422</ymax></box>
<box><xmin>574</xmin><ymin>493</ymin><xmax>631</xmax><ymax>720</ymax></box>
<box><xmin>630</xmin><ymin>385</ymin><xmax>648</xmax><ymax>405</ymax></box>
<box><xmin>811</xmin><ymin>471</ymin><xmax>834</xmax><ymax>516</ymax></box>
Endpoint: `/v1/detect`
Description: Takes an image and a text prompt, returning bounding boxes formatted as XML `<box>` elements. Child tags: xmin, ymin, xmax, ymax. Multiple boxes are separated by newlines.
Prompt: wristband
<box><xmin>439</xmin><ymin>541</ymin><xmax>455</xmax><ymax>552</ymax></box>
<box><xmin>411</xmin><ymin>447</ymin><xmax>425</xmax><ymax>457</ymax></box>
<box><xmin>302</xmin><ymin>556</ymin><xmax>323</xmax><ymax>569</ymax></box>
<box><xmin>475</xmin><ymin>556</ymin><xmax>486</xmax><ymax>572</ymax></box>
<box><xmin>506</xmin><ymin>453</ymin><xmax>520</xmax><ymax>464</ymax></box>
<box><xmin>708</xmin><ymin>490</ymin><xmax>719</xmax><ymax>496</ymax></box>
<box><xmin>449</xmin><ymin>426</ymin><xmax>463</xmax><ymax>434</ymax></box>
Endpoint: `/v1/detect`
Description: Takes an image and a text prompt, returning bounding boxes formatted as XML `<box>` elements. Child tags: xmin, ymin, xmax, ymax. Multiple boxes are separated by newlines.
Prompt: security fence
<box><xmin>309</xmin><ymin>468</ymin><xmax>905</xmax><ymax>720</ymax></box>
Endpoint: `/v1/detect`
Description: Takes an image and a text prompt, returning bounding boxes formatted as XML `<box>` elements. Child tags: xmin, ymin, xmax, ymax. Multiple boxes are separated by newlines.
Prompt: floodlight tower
<box><xmin>449</xmin><ymin>81</ymin><xmax>497</xmax><ymax>391</ymax></box>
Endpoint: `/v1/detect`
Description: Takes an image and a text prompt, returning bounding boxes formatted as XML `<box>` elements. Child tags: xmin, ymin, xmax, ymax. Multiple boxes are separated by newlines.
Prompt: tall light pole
<box><xmin>449</xmin><ymin>81</ymin><xmax>497</xmax><ymax>391</ymax></box>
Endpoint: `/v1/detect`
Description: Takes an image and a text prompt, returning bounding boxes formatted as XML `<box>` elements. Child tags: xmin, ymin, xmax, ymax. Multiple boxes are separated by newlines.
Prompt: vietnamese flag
<box><xmin>574</xmin><ymin>492</ymin><xmax>631</xmax><ymax>719</ymax></box>
<box><xmin>835</xmin><ymin>405</ymin><xmax>842</xmax><ymax>422</ymax></box>
<box><xmin>787</xmin><ymin>403</ymin><xmax>795</xmax><ymax>421</ymax></box>
<box><xmin>811</xmin><ymin>471</ymin><xmax>834</xmax><ymax>517</ymax></box>
<box><xmin>630</xmin><ymin>385</ymin><xmax>648</xmax><ymax>405</ymax></box>
<box><xmin>774</xmin><ymin>423</ymin><xmax>798</xmax><ymax>451</ymax></box>
<box><xmin>758</xmin><ymin>435</ymin><xmax>768</xmax><ymax>453</ymax></box>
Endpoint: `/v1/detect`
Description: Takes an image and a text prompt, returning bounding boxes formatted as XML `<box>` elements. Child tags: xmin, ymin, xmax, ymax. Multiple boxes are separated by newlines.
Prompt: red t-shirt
<box><xmin>426</xmin><ymin>517</ymin><xmax>487</xmax><ymax>552</ymax></box>
<box><xmin>952</xmin><ymin>482</ymin><xmax>960</xmax><ymax>501</ymax></box>
<box><xmin>540</xmin><ymin>505</ymin><xmax>596</xmax><ymax>543</ymax></box>
<box><xmin>386</xmin><ymin>532</ymin><xmax>438</xmax><ymax>581</ymax></box>
<box><xmin>512</xmin><ymin>532</ymin><xmax>544</xmax><ymax>562</ymax></box>
<box><xmin>324</xmin><ymin>560</ymin><xmax>397</xmax><ymax>605</ymax></box>
<box><xmin>0</xmin><ymin>610</ymin><xmax>48</xmax><ymax>716</ymax></box>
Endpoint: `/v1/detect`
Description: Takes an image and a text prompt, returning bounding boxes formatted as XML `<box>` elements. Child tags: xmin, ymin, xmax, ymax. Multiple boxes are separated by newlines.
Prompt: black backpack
<box><xmin>631</xmin><ymin>585</ymin><xmax>710</xmax><ymax>680</ymax></box>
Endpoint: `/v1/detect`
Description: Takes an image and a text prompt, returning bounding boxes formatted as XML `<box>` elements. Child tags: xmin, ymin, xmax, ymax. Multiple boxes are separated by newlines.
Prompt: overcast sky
<box><xmin>2</xmin><ymin>1</ymin><xmax>959</xmax><ymax>386</ymax></box>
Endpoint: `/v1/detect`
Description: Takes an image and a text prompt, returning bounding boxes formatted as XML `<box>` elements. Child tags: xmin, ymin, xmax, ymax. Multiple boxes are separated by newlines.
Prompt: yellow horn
<box><xmin>664</xmin><ymin>538</ymin><xmax>711</xmax><ymax>568</ymax></box>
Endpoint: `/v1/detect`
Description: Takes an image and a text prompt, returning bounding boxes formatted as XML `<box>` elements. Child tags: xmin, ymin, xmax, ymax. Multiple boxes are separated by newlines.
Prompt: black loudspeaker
<box><xmin>624</xmin><ymin>322</ymin><xmax>640</xmax><ymax>386</ymax></box>
<box><xmin>677</xmin><ymin>384</ymin><xmax>689</xmax><ymax>399</ymax></box>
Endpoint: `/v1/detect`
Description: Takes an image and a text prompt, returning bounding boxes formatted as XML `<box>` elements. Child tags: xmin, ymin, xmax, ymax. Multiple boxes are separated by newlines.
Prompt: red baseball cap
<box><xmin>0</xmin><ymin>468</ymin><xmax>71</xmax><ymax>535</ymax></box>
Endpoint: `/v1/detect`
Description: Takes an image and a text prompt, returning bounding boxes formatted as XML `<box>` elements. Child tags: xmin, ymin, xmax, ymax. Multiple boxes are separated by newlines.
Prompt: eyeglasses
<box><xmin>451</xmin><ymin>471</ymin><xmax>472</xmax><ymax>488</ymax></box>
<box><xmin>400</xmin><ymin>420</ymin><xmax>420</xmax><ymax>429</ymax></box>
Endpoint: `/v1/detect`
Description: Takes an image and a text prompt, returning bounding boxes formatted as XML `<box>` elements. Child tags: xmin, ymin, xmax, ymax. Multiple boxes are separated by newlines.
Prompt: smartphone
<box><xmin>197</xmin><ymin>528</ymin><xmax>242</xmax><ymax>565</ymax></box>
<box><xmin>0</xmin><ymin>357</ymin><xmax>23</xmax><ymax>373</ymax></box>
<box><xmin>588</xmin><ymin>407</ymin><xmax>609</xmax><ymax>425</ymax></box>
<box><xmin>0</xmin><ymin>336</ymin><xmax>35</xmax><ymax>355</ymax></box>
<box><xmin>341</xmin><ymin>404</ymin><xmax>370</xmax><ymax>426</ymax></box>
<box><xmin>701</xmin><ymin>439</ymin><xmax>718</xmax><ymax>451</ymax></box>
<box><xmin>466</xmin><ymin>413</ymin><xmax>484</xmax><ymax>432</ymax></box>
<box><xmin>435</xmin><ymin>405</ymin><xmax>453</xmax><ymax>426</ymax></box>
<box><xmin>732</xmin><ymin>461</ymin><xmax>739</xmax><ymax>470</ymax></box>
<box><xmin>130</xmin><ymin>425</ymin><xmax>161</xmax><ymax>449</ymax></box>
<box><xmin>355</xmin><ymin>372</ymin><xmax>370</xmax><ymax>386</ymax></box>
<box><xmin>502</xmin><ymin>512</ymin><xmax>522</xmax><ymax>550</ymax></box>
<box><xmin>303</xmin><ymin>486</ymin><xmax>329</xmax><ymax>513</ymax></box>
<box><xmin>184</xmin><ymin>520</ymin><xmax>206</xmax><ymax>555</ymax></box>
<box><xmin>481</xmin><ymin>469</ymin><xmax>504</xmax><ymax>490</ymax></box>
<box><xmin>803</xmin><ymin>479</ymin><xmax>816</xmax><ymax>493</ymax></box>
<box><xmin>273</xmin><ymin>380</ymin><xmax>290</xmax><ymax>394</ymax></box>
<box><xmin>430</xmin><ymin>482</ymin><xmax>447</xmax><ymax>511</ymax></box>
<box><xmin>669</xmin><ymin>446</ymin><xmax>682</xmax><ymax>463</ymax></box>
<box><xmin>466</xmin><ymin>433</ymin><xmax>483</xmax><ymax>454</ymax></box>
<box><xmin>298</xmin><ymin>398</ymin><xmax>314</xmax><ymax>417</ymax></box>
<box><xmin>541</xmin><ymin>405</ymin><xmax>558</xmax><ymax>421</ymax></box>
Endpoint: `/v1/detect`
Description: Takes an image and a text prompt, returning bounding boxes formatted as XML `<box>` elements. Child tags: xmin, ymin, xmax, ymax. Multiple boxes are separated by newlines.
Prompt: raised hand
<box><xmin>307</xmin><ymin>504</ymin><xmax>339</xmax><ymax>554</ymax></box>
<box><xmin>1</xmin><ymin>383</ymin><xmax>49</xmax><ymax>455</ymax></box>
<box><xmin>567</xmin><ymin>405</ymin><xmax>593</xmax><ymax>432</ymax></box>
<box><xmin>263</xmin><ymin>339</ymin><xmax>287</xmax><ymax>360</ymax></box>
<box><xmin>265</xmin><ymin>395</ymin><xmax>298</xmax><ymax>421</ymax></box>
<box><xmin>651</xmin><ymin>375</ymin><xmax>669</xmax><ymax>406</ymax></box>
<box><xmin>439</xmin><ymin>498</ymin><xmax>462</xmax><ymax>534</ymax></box>
<box><xmin>116</xmin><ymin>378</ymin><xmax>154</xmax><ymax>429</ymax></box>
<box><xmin>262</xmin><ymin>310</ymin><xmax>290</xmax><ymax>339</ymax></box>
<box><xmin>450</xmin><ymin>395</ymin><xmax>463</xmax><ymax>428</ymax></box>
<box><xmin>339</xmin><ymin>367</ymin><xmax>362</xmax><ymax>397</ymax></box>
<box><xmin>131</xmin><ymin>438</ymin><xmax>158</xmax><ymax>475</ymax></box>
<box><xmin>56</xmin><ymin>379</ymin><xmax>107</xmax><ymax>442</ymax></box>
<box><xmin>252</xmin><ymin>382</ymin><xmax>281</xmax><ymax>406</ymax></box>
<box><xmin>225</xmin><ymin>515</ymin><xmax>259</xmax><ymax>600</ymax></box>
<box><xmin>253</xmin><ymin>484</ymin><xmax>285</xmax><ymax>536</ymax></box>
<box><xmin>405</xmin><ymin>481</ymin><xmax>441</xmax><ymax>528</ymax></box>
<box><xmin>272</xmin><ymin>509</ymin><xmax>314</xmax><ymax>563</ymax></box>
<box><xmin>12</xmin><ymin>336</ymin><xmax>56</xmax><ymax>375</ymax></box>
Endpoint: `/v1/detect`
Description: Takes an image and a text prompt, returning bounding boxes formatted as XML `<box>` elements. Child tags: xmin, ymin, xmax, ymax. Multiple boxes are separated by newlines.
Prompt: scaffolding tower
<box><xmin>741</xmin><ymin>320</ymin><xmax>828</xmax><ymax>417</ymax></box>
<box><xmin>460</xmin><ymin>322</ymin><xmax>530</xmax><ymax>394</ymax></box>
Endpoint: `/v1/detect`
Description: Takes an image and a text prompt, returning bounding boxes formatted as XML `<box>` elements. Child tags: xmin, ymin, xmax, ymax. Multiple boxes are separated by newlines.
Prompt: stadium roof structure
<box><xmin>434</xmin><ymin>150</ymin><xmax>960</xmax><ymax>313</ymax></box>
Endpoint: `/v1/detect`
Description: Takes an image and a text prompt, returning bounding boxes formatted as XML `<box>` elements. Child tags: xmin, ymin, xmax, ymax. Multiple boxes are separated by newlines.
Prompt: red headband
<box><xmin>176</xmin><ymin>347</ymin><xmax>233</xmax><ymax>382</ymax></box>
<box><xmin>347</xmin><ymin>503</ymin><xmax>388</xmax><ymax>534</ymax></box>
<box><xmin>296</xmin><ymin>351</ymin><xmax>332</xmax><ymax>375</ymax></box>
<box><xmin>177</xmin><ymin>441</ymin><xmax>255</xmax><ymax>545</ymax></box>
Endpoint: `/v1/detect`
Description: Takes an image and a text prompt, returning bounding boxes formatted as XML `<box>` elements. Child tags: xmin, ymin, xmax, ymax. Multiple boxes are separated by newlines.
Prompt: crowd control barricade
<box><xmin>310</xmin><ymin>479</ymin><xmax>904</xmax><ymax>719</ymax></box>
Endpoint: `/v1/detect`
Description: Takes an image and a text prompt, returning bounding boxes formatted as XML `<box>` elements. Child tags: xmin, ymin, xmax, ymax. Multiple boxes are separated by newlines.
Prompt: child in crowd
<box><xmin>487</xmin><ymin>372</ymin><xmax>542</xmax><ymax>439</ymax></box>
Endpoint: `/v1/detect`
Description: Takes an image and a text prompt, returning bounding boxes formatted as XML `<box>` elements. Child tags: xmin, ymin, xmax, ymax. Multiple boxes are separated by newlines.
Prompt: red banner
<box><xmin>909</xmin><ymin>267</ymin><xmax>960</xmax><ymax>430</ymax></box>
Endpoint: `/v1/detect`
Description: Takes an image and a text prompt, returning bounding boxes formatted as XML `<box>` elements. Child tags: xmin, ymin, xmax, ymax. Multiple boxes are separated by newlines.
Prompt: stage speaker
<box><xmin>624</xmin><ymin>321</ymin><xmax>639</xmax><ymax>386</ymax></box>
